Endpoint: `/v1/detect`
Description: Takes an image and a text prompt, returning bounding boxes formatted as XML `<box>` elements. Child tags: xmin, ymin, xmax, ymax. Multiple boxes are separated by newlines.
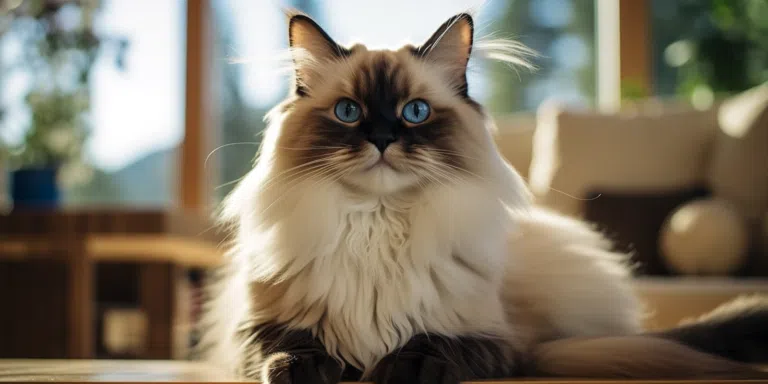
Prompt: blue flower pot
<box><xmin>10</xmin><ymin>167</ymin><xmax>61</xmax><ymax>209</ymax></box>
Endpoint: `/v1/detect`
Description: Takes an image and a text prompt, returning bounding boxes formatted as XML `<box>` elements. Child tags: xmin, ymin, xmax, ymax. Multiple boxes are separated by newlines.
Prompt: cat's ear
<box><xmin>414</xmin><ymin>13</ymin><xmax>474</xmax><ymax>97</ymax></box>
<box><xmin>288</xmin><ymin>13</ymin><xmax>349</xmax><ymax>96</ymax></box>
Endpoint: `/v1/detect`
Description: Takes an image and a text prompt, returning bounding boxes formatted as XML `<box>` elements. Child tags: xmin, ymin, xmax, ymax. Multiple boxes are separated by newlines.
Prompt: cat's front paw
<box><xmin>261</xmin><ymin>352</ymin><xmax>343</xmax><ymax>384</ymax></box>
<box><xmin>369</xmin><ymin>353</ymin><xmax>460</xmax><ymax>384</ymax></box>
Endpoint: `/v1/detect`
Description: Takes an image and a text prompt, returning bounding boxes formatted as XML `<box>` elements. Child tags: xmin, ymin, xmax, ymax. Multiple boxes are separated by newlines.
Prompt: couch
<box><xmin>493</xmin><ymin>83</ymin><xmax>768</xmax><ymax>277</ymax></box>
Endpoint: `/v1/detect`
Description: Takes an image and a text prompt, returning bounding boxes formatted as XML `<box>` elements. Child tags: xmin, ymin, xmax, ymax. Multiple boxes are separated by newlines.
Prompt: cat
<box><xmin>198</xmin><ymin>11</ymin><xmax>768</xmax><ymax>384</ymax></box>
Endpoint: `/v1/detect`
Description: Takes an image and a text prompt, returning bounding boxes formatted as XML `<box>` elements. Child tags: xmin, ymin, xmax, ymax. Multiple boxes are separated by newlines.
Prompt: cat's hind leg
<box><xmin>503</xmin><ymin>208</ymin><xmax>644</xmax><ymax>342</ymax></box>
<box><xmin>653</xmin><ymin>295</ymin><xmax>768</xmax><ymax>364</ymax></box>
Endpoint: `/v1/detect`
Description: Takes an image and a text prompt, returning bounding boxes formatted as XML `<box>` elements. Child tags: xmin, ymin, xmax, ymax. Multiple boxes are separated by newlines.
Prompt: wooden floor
<box><xmin>0</xmin><ymin>360</ymin><xmax>766</xmax><ymax>383</ymax></box>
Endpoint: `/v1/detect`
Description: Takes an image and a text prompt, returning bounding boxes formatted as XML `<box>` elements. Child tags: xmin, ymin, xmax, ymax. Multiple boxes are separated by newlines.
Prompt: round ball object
<box><xmin>660</xmin><ymin>198</ymin><xmax>749</xmax><ymax>275</ymax></box>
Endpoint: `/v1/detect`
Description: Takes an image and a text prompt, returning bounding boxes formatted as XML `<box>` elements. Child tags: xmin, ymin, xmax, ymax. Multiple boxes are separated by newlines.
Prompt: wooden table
<box><xmin>0</xmin><ymin>210</ymin><xmax>225</xmax><ymax>360</ymax></box>
<box><xmin>0</xmin><ymin>360</ymin><xmax>765</xmax><ymax>383</ymax></box>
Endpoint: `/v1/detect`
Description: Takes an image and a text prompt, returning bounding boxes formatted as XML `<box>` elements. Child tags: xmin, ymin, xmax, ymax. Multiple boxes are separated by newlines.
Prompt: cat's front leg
<box><xmin>369</xmin><ymin>334</ymin><xmax>522</xmax><ymax>384</ymax></box>
<box><xmin>242</xmin><ymin>322</ymin><xmax>342</xmax><ymax>384</ymax></box>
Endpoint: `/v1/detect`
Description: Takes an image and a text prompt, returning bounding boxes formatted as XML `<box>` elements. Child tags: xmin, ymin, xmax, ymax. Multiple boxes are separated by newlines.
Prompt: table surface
<box><xmin>0</xmin><ymin>360</ymin><xmax>766</xmax><ymax>384</ymax></box>
<box><xmin>0</xmin><ymin>209</ymin><xmax>225</xmax><ymax>268</ymax></box>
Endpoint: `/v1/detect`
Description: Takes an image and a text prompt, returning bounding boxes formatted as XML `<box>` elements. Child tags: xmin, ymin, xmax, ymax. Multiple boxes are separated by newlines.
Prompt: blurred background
<box><xmin>0</xmin><ymin>0</ymin><xmax>767</xmax><ymax>365</ymax></box>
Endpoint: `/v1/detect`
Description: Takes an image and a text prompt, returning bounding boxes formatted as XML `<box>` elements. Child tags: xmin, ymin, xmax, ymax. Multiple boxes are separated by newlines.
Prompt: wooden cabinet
<box><xmin>0</xmin><ymin>210</ymin><xmax>223</xmax><ymax>360</ymax></box>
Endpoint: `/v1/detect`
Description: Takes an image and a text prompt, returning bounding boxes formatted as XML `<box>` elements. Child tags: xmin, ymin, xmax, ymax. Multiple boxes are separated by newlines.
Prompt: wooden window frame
<box><xmin>181</xmin><ymin>0</ymin><xmax>217</xmax><ymax>214</ymax></box>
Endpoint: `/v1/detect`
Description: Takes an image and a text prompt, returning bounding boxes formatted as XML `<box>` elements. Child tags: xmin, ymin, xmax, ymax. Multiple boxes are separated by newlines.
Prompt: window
<box><xmin>208</xmin><ymin>0</ymin><xmax>597</xmax><ymax>199</ymax></box>
<box><xmin>485</xmin><ymin>0</ymin><xmax>596</xmax><ymax>113</ymax></box>
<box><xmin>1</xmin><ymin>0</ymin><xmax>186</xmax><ymax>207</ymax></box>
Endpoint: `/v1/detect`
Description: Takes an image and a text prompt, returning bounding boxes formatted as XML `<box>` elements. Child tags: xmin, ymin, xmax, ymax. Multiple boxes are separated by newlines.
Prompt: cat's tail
<box><xmin>529</xmin><ymin>295</ymin><xmax>768</xmax><ymax>379</ymax></box>
<box><xmin>653</xmin><ymin>294</ymin><xmax>768</xmax><ymax>364</ymax></box>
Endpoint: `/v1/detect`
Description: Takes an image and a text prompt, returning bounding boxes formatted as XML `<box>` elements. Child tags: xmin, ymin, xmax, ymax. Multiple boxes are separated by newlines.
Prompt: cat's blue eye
<box><xmin>402</xmin><ymin>99</ymin><xmax>430</xmax><ymax>124</ymax></box>
<box><xmin>334</xmin><ymin>98</ymin><xmax>362</xmax><ymax>123</ymax></box>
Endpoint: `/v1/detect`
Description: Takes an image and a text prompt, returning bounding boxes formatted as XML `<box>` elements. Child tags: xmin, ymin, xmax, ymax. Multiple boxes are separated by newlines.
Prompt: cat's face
<box><xmin>270</xmin><ymin>13</ymin><xmax>490</xmax><ymax>195</ymax></box>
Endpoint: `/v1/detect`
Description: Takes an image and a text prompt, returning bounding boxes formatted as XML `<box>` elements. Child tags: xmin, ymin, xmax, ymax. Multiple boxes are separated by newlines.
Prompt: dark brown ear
<box><xmin>287</xmin><ymin>13</ymin><xmax>350</xmax><ymax>96</ymax></box>
<box><xmin>414</xmin><ymin>13</ymin><xmax>474</xmax><ymax>97</ymax></box>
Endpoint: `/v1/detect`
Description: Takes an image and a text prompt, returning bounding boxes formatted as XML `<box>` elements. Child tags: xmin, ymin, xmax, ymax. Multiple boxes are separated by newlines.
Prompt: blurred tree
<box><xmin>0</xmin><ymin>0</ymin><xmax>128</xmax><ymax>186</ymax></box>
<box><xmin>487</xmin><ymin>0</ymin><xmax>531</xmax><ymax>114</ymax></box>
<box><xmin>487</xmin><ymin>0</ymin><xmax>596</xmax><ymax>114</ymax></box>
<box><xmin>652</xmin><ymin>0</ymin><xmax>768</xmax><ymax>105</ymax></box>
<box><xmin>571</xmin><ymin>0</ymin><xmax>596</xmax><ymax>103</ymax></box>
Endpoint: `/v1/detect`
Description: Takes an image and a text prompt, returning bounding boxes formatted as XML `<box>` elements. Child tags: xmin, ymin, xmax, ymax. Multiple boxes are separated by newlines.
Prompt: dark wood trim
<box><xmin>139</xmin><ymin>263</ymin><xmax>176</xmax><ymax>359</ymax></box>
<box><xmin>67</xmin><ymin>241</ymin><xmax>94</xmax><ymax>358</ymax></box>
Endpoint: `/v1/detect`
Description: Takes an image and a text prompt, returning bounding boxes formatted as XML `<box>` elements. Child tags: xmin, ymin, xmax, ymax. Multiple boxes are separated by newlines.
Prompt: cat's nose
<box><xmin>368</xmin><ymin>128</ymin><xmax>397</xmax><ymax>153</ymax></box>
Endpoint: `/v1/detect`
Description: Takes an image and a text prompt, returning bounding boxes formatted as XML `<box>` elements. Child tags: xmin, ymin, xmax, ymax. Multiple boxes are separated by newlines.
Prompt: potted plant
<box><xmin>0</xmin><ymin>0</ymin><xmax>127</xmax><ymax>209</ymax></box>
<box><xmin>7</xmin><ymin>90</ymin><xmax>92</xmax><ymax>208</ymax></box>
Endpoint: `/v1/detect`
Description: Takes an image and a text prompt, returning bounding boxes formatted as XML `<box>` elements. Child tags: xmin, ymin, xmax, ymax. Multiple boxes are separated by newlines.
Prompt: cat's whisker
<box><xmin>270</xmin><ymin>162</ymin><xmax>339</xmax><ymax>191</ymax></box>
<box><xmin>291</xmin><ymin>151</ymin><xmax>354</xmax><ymax>163</ymax></box>
<box><xmin>515</xmin><ymin>174</ymin><xmax>603</xmax><ymax>202</ymax></box>
<box><xmin>411</xmin><ymin>151</ymin><xmax>484</xmax><ymax>182</ymax></box>
<box><xmin>262</xmin><ymin>159</ymin><xmax>331</xmax><ymax>191</ymax></box>
<box><xmin>408</xmin><ymin>155</ymin><xmax>471</xmax><ymax>184</ymax></box>
<box><xmin>258</xmin><ymin>158</ymin><xmax>331</xmax><ymax>188</ymax></box>
<box><xmin>204</xmin><ymin>142</ymin><xmax>261</xmax><ymax>170</ymax></box>
<box><xmin>430</xmin><ymin>166</ymin><xmax>468</xmax><ymax>187</ymax></box>
<box><xmin>303</xmin><ymin>166</ymin><xmax>341</xmax><ymax>192</ymax></box>
<box><xmin>259</xmin><ymin>154</ymin><xmax>352</xmax><ymax>207</ymax></box>
<box><xmin>254</xmin><ymin>165</ymin><xmax>339</xmax><ymax>217</ymax></box>
<box><xmin>436</xmin><ymin>162</ymin><xmax>486</xmax><ymax>182</ymax></box>
<box><xmin>412</xmin><ymin>163</ymin><xmax>454</xmax><ymax>189</ymax></box>
<box><xmin>276</xmin><ymin>145</ymin><xmax>351</xmax><ymax>151</ymax></box>
<box><xmin>418</xmin><ymin>148</ymin><xmax>480</xmax><ymax>161</ymax></box>
<box><xmin>214</xmin><ymin>175</ymin><xmax>248</xmax><ymax>191</ymax></box>
<box><xmin>323</xmin><ymin>165</ymin><xmax>354</xmax><ymax>189</ymax></box>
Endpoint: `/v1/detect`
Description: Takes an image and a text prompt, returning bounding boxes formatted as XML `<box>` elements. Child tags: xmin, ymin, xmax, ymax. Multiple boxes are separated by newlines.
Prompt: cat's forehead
<box><xmin>304</xmin><ymin>43</ymin><xmax>459</xmax><ymax>109</ymax></box>
<box><xmin>347</xmin><ymin>43</ymin><xmax>418</xmax><ymax>54</ymax></box>
<box><xmin>335</xmin><ymin>47</ymin><xmax>432</xmax><ymax>106</ymax></box>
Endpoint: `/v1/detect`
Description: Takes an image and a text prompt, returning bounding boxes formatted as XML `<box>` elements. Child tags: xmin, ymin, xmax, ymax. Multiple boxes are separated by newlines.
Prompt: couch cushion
<box><xmin>584</xmin><ymin>186</ymin><xmax>711</xmax><ymax>275</ymax></box>
<box><xmin>530</xmin><ymin>102</ymin><xmax>718</xmax><ymax>216</ymax></box>
<box><xmin>708</xmin><ymin>83</ymin><xmax>768</xmax><ymax>221</ymax></box>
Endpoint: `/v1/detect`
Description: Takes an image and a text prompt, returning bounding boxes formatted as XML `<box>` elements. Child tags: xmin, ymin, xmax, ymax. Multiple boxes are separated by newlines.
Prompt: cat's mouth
<box><xmin>358</xmin><ymin>143</ymin><xmax>405</xmax><ymax>174</ymax></box>
<box><xmin>364</xmin><ymin>157</ymin><xmax>395</xmax><ymax>172</ymax></box>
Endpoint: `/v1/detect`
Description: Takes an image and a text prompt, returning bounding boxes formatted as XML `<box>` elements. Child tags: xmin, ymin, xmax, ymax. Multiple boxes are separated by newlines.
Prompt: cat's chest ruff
<box><xmin>267</xmin><ymin>189</ymin><xmax>510</xmax><ymax>372</ymax></box>
<box><xmin>336</xmin><ymin>201</ymin><xmax>410</xmax><ymax>264</ymax></box>
<box><xmin>298</xmin><ymin>197</ymin><xmax>503</xmax><ymax>371</ymax></box>
<box><xmin>303</xmin><ymin>199</ymin><xmax>441</xmax><ymax>368</ymax></box>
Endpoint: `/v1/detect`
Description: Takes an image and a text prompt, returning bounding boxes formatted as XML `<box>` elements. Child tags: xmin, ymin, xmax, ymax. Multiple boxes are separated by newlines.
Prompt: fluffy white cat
<box><xmin>199</xmin><ymin>11</ymin><xmax>768</xmax><ymax>384</ymax></box>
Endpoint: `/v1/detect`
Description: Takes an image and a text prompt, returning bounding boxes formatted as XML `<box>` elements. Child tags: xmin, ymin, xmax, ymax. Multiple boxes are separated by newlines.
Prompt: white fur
<box><xmin>202</xmin><ymin>116</ymin><xmax>644</xmax><ymax>378</ymax></box>
<box><xmin>212</xmin><ymin>162</ymin><xmax>522</xmax><ymax>372</ymax></box>
<box><xmin>504</xmin><ymin>208</ymin><xmax>644</xmax><ymax>342</ymax></box>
